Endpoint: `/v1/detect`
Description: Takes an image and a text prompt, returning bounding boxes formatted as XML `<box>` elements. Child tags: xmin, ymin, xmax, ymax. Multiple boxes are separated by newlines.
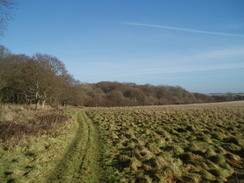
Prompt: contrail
<box><xmin>119</xmin><ymin>22</ymin><xmax>244</xmax><ymax>37</ymax></box>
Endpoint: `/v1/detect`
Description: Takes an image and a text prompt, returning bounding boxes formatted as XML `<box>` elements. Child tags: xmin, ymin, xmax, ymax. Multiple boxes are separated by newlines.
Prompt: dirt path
<box><xmin>47</xmin><ymin>111</ymin><xmax>103</xmax><ymax>183</ymax></box>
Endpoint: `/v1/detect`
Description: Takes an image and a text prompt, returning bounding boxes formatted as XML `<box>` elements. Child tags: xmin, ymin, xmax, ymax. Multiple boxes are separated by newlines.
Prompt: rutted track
<box><xmin>48</xmin><ymin>111</ymin><xmax>103</xmax><ymax>183</ymax></box>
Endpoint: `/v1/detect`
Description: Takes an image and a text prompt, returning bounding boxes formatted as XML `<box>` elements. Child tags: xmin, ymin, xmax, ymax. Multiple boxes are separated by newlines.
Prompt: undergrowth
<box><xmin>0</xmin><ymin>104</ymin><xmax>70</xmax><ymax>143</ymax></box>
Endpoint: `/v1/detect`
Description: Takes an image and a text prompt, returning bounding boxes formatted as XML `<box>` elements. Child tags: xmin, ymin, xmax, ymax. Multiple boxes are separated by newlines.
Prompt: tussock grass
<box><xmin>86</xmin><ymin>101</ymin><xmax>244</xmax><ymax>182</ymax></box>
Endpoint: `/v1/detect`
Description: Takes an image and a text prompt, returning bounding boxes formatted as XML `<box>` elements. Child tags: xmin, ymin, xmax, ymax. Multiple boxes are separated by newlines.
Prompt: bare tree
<box><xmin>0</xmin><ymin>0</ymin><xmax>16</xmax><ymax>35</ymax></box>
<box><xmin>33</xmin><ymin>53</ymin><xmax>68</xmax><ymax>76</ymax></box>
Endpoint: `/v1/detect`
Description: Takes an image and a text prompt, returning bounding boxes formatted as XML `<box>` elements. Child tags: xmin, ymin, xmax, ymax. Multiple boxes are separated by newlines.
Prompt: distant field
<box><xmin>0</xmin><ymin>102</ymin><xmax>243</xmax><ymax>183</ymax></box>
<box><xmin>86</xmin><ymin>101</ymin><xmax>244</xmax><ymax>183</ymax></box>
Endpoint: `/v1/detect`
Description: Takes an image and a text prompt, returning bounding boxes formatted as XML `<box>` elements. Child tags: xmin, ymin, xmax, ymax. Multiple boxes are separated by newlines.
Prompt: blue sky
<box><xmin>1</xmin><ymin>0</ymin><xmax>244</xmax><ymax>93</ymax></box>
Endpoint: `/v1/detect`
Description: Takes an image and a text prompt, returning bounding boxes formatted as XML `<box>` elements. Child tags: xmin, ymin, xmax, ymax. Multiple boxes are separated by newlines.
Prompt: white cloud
<box><xmin>89</xmin><ymin>47</ymin><xmax>244</xmax><ymax>77</ymax></box>
<box><xmin>75</xmin><ymin>45</ymin><xmax>244</xmax><ymax>81</ymax></box>
<box><xmin>174</xmin><ymin>46</ymin><xmax>244</xmax><ymax>65</ymax></box>
<box><xmin>119</xmin><ymin>22</ymin><xmax>244</xmax><ymax>38</ymax></box>
<box><xmin>96</xmin><ymin>61</ymin><xmax>244</xmax><ymax>78</ymax></box>
<box><xmin>191</xmin><ymin>47</ymin><xmax>244</xmax><ymax>59</ymax></box>
<box><xmin>116</xmin><ymin>63</ymin><xmax>242</xmax><ymax>77</ymax></box>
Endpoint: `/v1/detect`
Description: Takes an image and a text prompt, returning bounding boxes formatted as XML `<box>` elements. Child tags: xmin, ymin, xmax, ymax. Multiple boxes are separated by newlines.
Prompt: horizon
<box><xmin>1</xmin><ymin>0</ymin><xmax>244</xmax><ymax>93</ymax></box>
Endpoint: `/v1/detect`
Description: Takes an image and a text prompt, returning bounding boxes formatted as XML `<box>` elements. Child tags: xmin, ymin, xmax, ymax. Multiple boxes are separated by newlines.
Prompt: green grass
<box><xmin>0</xmin><ymin>106</ymin><xmax>77</xmax><ymax>183</ymax></box>
<box><xmin>0</xmin><ymin>117</ymin><xmax>76</xmax><ymax>183</ymax></box>
<box><xmin>48</xmin><ymin>111</ymin><xmax>106</xmax><ymax>183</ymax></box>
<box><xmin>0</xmin><ymin>106</ymin><xmax>111</xmax><ymax>183</ymax></box>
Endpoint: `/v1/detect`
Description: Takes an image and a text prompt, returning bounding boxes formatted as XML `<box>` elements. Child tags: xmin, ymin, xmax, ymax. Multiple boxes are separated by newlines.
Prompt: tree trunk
<box><xmin>41</xmin><ymin>99</ymin><xmax>46</xmax><ymax>107</ymax></box>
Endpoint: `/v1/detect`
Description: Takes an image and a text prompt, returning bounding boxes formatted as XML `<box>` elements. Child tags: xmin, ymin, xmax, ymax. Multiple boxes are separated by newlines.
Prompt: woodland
<box><xmin>1</xmin><ymin>45</ymin><xmax>243</xmax><ymax>108</ymax></box>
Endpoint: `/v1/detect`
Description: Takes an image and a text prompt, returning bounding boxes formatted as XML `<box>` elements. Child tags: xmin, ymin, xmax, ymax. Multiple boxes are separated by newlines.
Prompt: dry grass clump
<box><xmin>86</xmin><ymin>101</ymin><xmax>244</xmax><ymax>182</ymax></box>
<box><xmin>34</xmin><ymin>113</ymin><xmax>70</xmax><ymax>129</ymax></box>
<box><xmin>0</xmin><ymin>104</ymin><xmax>33</xmax><ymax>122</ymax></box>
<box><xmin>0</xmin><ymin>122</ymin><xmax>37</xmax><ymax>142</ymax></box>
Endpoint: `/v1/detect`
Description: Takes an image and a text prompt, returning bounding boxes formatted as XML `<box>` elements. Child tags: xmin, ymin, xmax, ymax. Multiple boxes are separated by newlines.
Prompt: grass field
<box><xmin>0</xmin><ymin>101</ymin><xmax>243</xmax><ymax>183</ymax></box>
<box><xmin>86</xmin><ymin>101</ymin><xmax>244</xmax><ymax>183</ymax></box>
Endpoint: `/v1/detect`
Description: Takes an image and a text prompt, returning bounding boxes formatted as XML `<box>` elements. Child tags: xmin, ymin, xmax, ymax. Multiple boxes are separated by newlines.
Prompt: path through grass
<box><xmin>48</xmin><ymin>111</ymin><xmax>104</xmax><ymax>183</ymax></box>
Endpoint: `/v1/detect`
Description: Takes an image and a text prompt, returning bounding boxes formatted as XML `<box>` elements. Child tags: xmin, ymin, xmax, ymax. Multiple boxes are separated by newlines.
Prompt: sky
<box><xmin>1</xmin><ymin>0</ymin><xmax>244</xmax><ymax>93</ymax></box>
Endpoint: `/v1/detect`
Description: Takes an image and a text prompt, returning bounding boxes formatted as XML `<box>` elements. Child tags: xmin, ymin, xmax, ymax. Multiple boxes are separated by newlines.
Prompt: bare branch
<box><xmin>0</xmin><ymin>0</ymin><xmax>16</xmax><ymax>35</ymax></box>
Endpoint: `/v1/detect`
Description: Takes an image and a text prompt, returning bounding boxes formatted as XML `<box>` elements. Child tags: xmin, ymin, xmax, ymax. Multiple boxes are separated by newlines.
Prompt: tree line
<box><xmin>79</xmin><ymin>82</ymin><xmax>214</xmax><ymax>106</ymax></box>
<box><xmin>3</xmin><ymin>45</ymin><xmax>239</xmax><ymax>108</ymax></box>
